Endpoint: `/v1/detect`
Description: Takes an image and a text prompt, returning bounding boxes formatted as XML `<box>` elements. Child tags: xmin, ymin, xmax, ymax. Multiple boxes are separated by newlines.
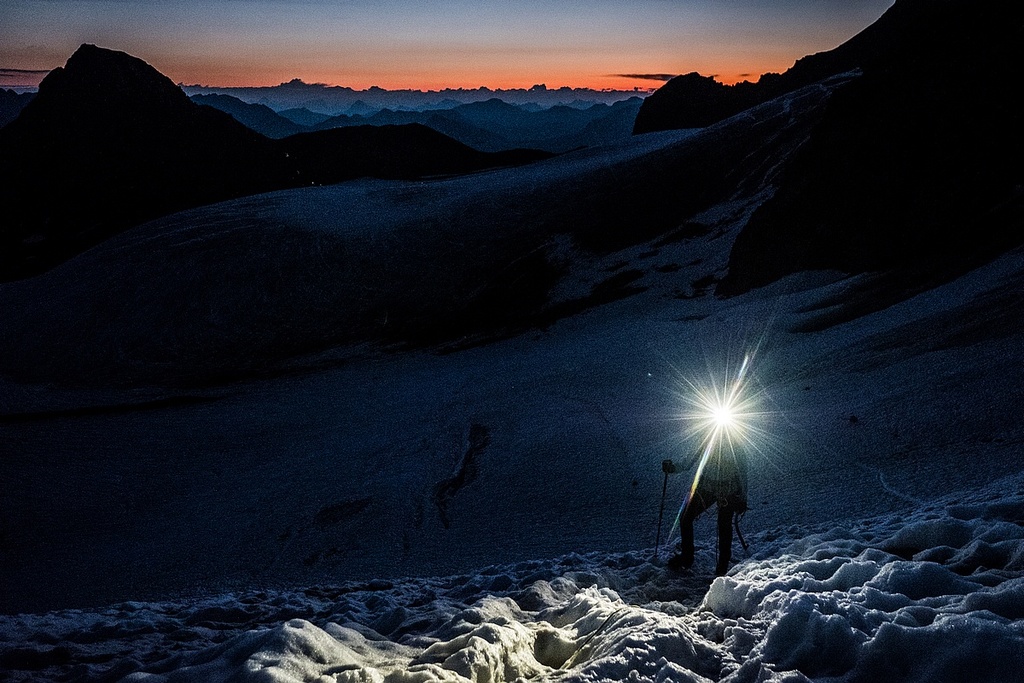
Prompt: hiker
<box><xmin>669</xmin><ymin>442</ymin><xmax>748</xmax><ymax>576</ymax></box>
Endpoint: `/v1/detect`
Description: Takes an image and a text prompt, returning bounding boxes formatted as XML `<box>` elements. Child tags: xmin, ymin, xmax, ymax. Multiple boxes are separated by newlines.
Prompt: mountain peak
<box><xmin>633</xmin><ymin>0</ymin><xmax>987</xmax><ymax>134</ymax></box>
<box><xmin>0</xmin><ymin>43</ymin><xmax>280</xmax><ymax>280</ymax></box>
<box><xmin>34</xmin><ymin>43</ymin><xmax>190</xmax><ymax>117</ymax></box>
<box><xmin>0</xmin><ymin>44</ymin><xmax>551</xmax><ymax>282</ymax></box>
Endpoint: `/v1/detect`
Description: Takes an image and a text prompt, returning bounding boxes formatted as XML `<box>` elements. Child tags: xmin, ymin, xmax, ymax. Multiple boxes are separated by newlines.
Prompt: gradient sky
<box><xmin>1</xmin><ymin>0</ymin><xmax>894</xmax><ymax>90</ymax></box>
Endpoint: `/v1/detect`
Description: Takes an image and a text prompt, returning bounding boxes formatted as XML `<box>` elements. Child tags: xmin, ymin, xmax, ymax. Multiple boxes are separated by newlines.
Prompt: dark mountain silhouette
<box><xmin>193</xmin><ymin>94</ymin><xmax>521</xmax><ymax>152</ymax></box>
<box><xmin>195</xmin><ymin>89</ymin><xmax>645</xmax><ymax>153</ymax></box>
<box><xmin>309</xmin><ymin>97</ymin><xmax>644</xmax><ymax>153</ymax></box>
<box><xmin>315</xmin><ymin>106</ymin><xmax>508</xmax><ymax>152</ymax></box>
<box><xmin>569</xmin><ymin>97</ymin><xmax>644</xmax><ymax>148</ymax></box>
<box><xmin>277</xmin><ymin>107</ymin><xmax>332</xmax><ymax>127</ymax></box>
<box><xmin>632</xmin><ymin>73</ymin><xmax>761</xmax><ymax>133</ymax></box>
<box><xmin>342</xmin><ymin>100</ymin><xmax>381</xmax><ymax>117</ymax></box>
<box><xmin>190</xmin><ymin>93</ymin><xmax>306</xmax><ymax>138</ymax></box>
<box><xmin>0</xmin><ymin>88</ymin><xmax>35</xmax><ymax>128</ymax></box>
<box><xmin>717</xmin><ymin>0</ymin><xmax>1024</xmax><ymax>297</ymax></box>
<box><xmin>633</xmin><ymin>0</ymin><xmax>973</xmax><ymax>134</ymax></box>
<box><xmin>1</xmin><ymin>0</ymin><xmax>1017</xmax><ymax>378</ymax></box>
<box><xmin>455</xmin><ymin>99</ymin><xmax>593</xmax><ymax>145</ymax></box>
<box><xmin>0</xmin><ymin>45</ymin><xmax>550</xmax><ymax>281</ymax></box>
<box><xmin>280</xmin><ymin>123</ymin><xmax>549</xmax><ymax>182</ymax></box>
<box><xmin>182</xmin><ymin>79</ymin><xmax>646</xmax><ymax>115</ymax></box>
<box><xmin>0</xmin><ymin>44</ymin><xmax>293</xmax><ymax>281</ymax></box>
<box><xmin>4</xmin><ymin>0</ymin><xmax>1018</xmax><ymax>388</ymax></box>
<box><xmin>419</xmin><ymin>110</ymin><xmax>509</xmax><ymax>152</ymax></box>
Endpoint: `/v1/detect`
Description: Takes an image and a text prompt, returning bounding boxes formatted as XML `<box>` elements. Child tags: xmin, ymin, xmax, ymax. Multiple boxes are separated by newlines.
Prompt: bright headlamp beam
<box><xmin>668</xmin><ymin>352</ymin><xmax>761</xmax><ymax>542</ymax></box>
<box><xmin>712</xmin><ymin>403</ymin><xmax>735</xmax><ymax>429</ymax></box>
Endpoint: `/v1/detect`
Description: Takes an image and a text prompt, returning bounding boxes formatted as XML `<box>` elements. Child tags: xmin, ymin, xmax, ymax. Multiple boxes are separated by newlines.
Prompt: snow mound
<box><xmin>3</xmin><ymin>476</ymin><xmax>1023</xmax><ymax>682</ymax></box>
<box><xmin>704</xmin><ymin>501</ymin><xmax>1024</xmax><ymax>682</ymax></box>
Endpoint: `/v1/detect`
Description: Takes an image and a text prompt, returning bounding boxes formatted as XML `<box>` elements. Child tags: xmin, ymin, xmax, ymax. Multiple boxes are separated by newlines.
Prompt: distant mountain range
<box><xmin>2</xmin><ymin>79</ymin><xmax>643</xmax><ymax>154</ymax></box>
<box><xmin>181</xmin><ymin>80</ymin><xmax>650</xmax><ymax>116</ymax></box>
<box><xmin>0</xmin><ymin>0</ymin><xmax>1019</xmax><ymax>390</ymax></box>
<box><xmin>191</xmin><ymin>91</ymin><xmax>644</xmax><ymax>153</ymax></box>
<box><xmin>0</xmin><ymin>45</ymin><xmax>550</xmax><ymax>281</ymax></box>
<box><xmin>0</xmin><ymin>88</ymin><xmax>35</xmax><ymax>128</ymax></box>
<box><xmin>1</xmin><ymin>0</ymin><xmax>1019</xmax><ymax>319</ymax></box>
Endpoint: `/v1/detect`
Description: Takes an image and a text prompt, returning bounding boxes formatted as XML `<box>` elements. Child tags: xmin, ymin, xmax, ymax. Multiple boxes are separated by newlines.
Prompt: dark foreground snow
<box><xmin>2</xmin><ymin>469</ymin><xmax>1022</xmax><ymax>682</ymax></box>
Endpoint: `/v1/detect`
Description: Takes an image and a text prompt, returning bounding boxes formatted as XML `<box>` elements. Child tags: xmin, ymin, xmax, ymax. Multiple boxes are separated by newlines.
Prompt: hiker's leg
<box><xmin>716</xmin><ymin>504</ymin><xmax>734</xmax><ymax>576</ymax></box>
<box><xmin>677</xmin><ymin>494</ymin><xmax>708</xmax><ymax>568</ymax></box>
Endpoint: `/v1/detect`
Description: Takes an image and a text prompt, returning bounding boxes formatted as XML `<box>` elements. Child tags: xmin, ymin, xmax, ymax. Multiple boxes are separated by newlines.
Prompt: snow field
<box><xmin>4</xmin><ymin>472</ymin><xmax>1022</xmax><ymax>682</ymax></box>
<box><xmin>3</xmin><ymin>75</ymin><xmax>1024</xmax><ymax>682</ymax></box>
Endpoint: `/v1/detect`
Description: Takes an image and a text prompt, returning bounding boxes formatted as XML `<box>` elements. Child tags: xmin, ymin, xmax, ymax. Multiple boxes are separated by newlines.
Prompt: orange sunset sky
<box><xmin>1</xmin><ymin>1</ymin><xmax>894</xmax><ymax>91</ymax></box>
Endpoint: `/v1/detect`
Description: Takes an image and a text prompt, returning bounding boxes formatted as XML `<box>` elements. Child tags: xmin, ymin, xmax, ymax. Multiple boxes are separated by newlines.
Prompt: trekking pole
<box><xmin>734</xmin><ymin>512</ymin><xmax>750</xmax><ymax>553</ymax></box>
<box><xmin>654</xmin><ymin>458</ymin><xmax>676</xmax><ymax>560</ymax></box>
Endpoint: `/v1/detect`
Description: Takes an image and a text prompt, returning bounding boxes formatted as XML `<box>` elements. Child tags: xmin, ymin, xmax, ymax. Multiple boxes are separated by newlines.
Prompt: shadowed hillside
<box><xmin>634</xmin><ymin>0</ymin><xmax>983</xmax><ymax>134</ymax></box>
<box><xmin>0</xmin><ymin>45</ymin><xmax>292</xmax><ymax>281</ymax></box>
<box><xmin>0</xmin><ymin>1</ymin><xmax>1020</xmax><ymax>388</ymax></box>
<box><xmin>628</xmin><ymin>0</ymin><xmax>1024</xmax><ymax>304</ymax></box>
<box><xmin>717</xmin><ymin>0</ymin><xmax>1024</xmax><ymax>298</ymax></box>
<box><xmin>0</xmin><ymin>45</ymin><xmax>549</xmax><ymax>281</ymax></box>
<box><xmin>191</xmin><ymin>92</ymin><xmax>307</xmax><ymax>138</ymax></box>
<box><xmin>0</xmin><ymin>88</ymin><xmax>34</xmax><ymax>128</ymax></box>
<box><xmin>0</xmin><ymin>79</ymin><xmax>847</xmax><ymax>388</ymax></box>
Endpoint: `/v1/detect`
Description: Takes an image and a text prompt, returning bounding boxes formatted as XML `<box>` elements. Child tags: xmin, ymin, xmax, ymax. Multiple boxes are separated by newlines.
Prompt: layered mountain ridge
<box><xmin>190</xmin><ymin>92</ymin><xmax>644</xmax><ymax>153</ymax></box>
<box><xmin>0</xmin><ymin>0</ymin><xmax>1020</xmax><ymax>388</ymax></box>
<box><xmin>0</xmin><ymin>45</ymin><xmax>549</xmax><ymax>281</ymax></box>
